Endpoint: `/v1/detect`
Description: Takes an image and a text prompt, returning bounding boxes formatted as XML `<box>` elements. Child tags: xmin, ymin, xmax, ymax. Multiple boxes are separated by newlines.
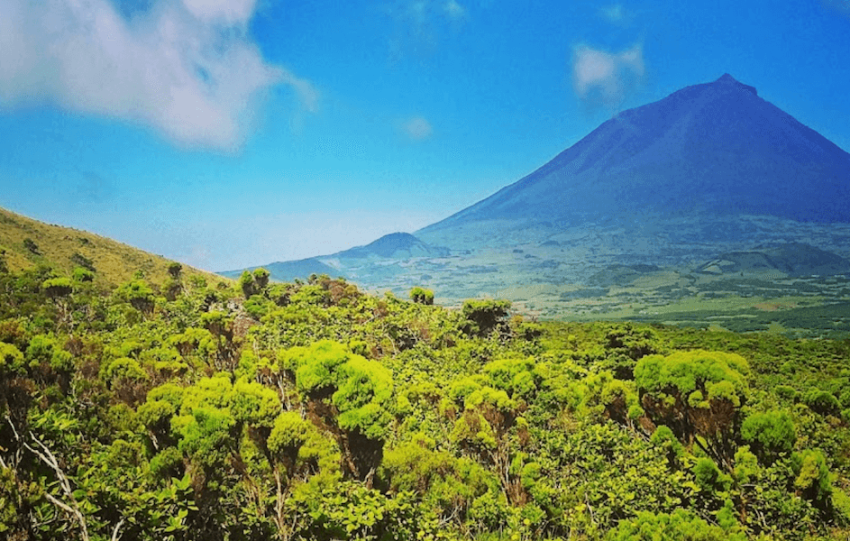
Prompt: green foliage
<box><xmin>72</xmin><ymin>266</ymin><xmax>95</xmax><ymax>282</ymax></box>
<box><xmin>239</xmin><ymin>270</ymin><xmax>257</xmax><ymax>297</ymax></box>
<box><xmin>693</xmin><ymin>457</ymin><xmax>731</xmax><ymax>493</ymax></box>
<box><xmin>409</xmin><ymin>286</ymin><xmax>434</xmax><ymax>305</ymax></box>
<box><xmin>1</xmin><ymin>260</ymin><xmax>850</xmax><ymax>540</ymax></box>
<box><xmin>252</xmin><ymin>267</ymin><xmax>270</xmax><ymax>290</ymax></box>
<box><xmin>803</xmin><ymin>389</ymin><xmax>841</xmax><ymax>416</ymax></box>
<box><xmin>167</xmin><ymin>262</ymin><xmax>183</xmax><ymax>278</ymax></box>
<box><xmin>42</xmin><ymin>276</ymin><xmax>73</xmax><ymax>298</ymax></box>
<box><xmin>333</xmin><ymin>355</ymin><xmax>394</xmax><ymax>440</ymax></box>
<box><xmin>175</xmin><ymin>406</ymin><xmax>237</xmax><ymax>469</ymax></box>
<box><xmin>103</xmin><ymin>357</ymin><xmax>148</xmax><ymax>386</ymax></box>
<box><xmin>741</xmin><ymin>410</ymin><xmax>796</xmax><ymax>463</ymax></box>
<box><xmin>792</xmin><ymin>449</ymin><xmax>832</xmax><ymax>508</ymax></box>
<box><xmin>651</xmin><ymin>425</ymin><xmax>684</xmax><ymax>464</ymax></box>
<box><xmin>607</xmin><ymin>509</ymin><xmax>746</xmax><ymax>541</ymax></box>
<box><xmin>0</xmin><ymin>342</ymin><xmax>25</xmax><ymax>374</ymax></box>
<box><xmin>603</xmin><ymin>323</ymin><xmax>664</xmax><ymax>379</ymax></box>
<box><xmin>461</xmin><ymin>299</ymin><xmax>511</xmax><ymax>338</ymax></box>
<box><xmin>70</xmin><ymin>252</ymin><xmax>95</xmax><ymax>271</ymax></box>
<box><xmin>635</xmin><ymin>349</ymin><xmax>749</xmax><ymax>464</ymax></box>
<box><xmin>117</xmin><ymin>279</ymin><xmax>155</xmax><ymax>313</ymax></box>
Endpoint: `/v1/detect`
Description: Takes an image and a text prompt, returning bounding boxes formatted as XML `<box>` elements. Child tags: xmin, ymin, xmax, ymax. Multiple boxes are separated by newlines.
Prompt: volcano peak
<box><xmin>714</xmin><ymin>73</ymin><xmax>758</xmax><ymax>95</ymax></box>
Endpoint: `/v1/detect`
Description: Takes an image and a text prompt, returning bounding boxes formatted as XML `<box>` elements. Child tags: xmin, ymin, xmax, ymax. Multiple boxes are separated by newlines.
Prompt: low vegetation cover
<box><xmin>1</xmin><ymin>259</ymin><xmax>850</xmax><ymax>541</ymax></box>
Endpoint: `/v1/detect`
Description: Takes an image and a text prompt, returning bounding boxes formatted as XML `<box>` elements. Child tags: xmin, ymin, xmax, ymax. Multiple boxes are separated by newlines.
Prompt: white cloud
<box><xmin>402</xmin><ymin>116</ymin><xmax>433</xmax><ymax>140</ymax></box>
<box><xmin>572</xmin><ymin>44</ymin><xmax>645</xmax><ymax>109</ymax></box>
<box><xmin>0</xmin><ymin>0</ymin><xmax>317</xmax><ymax>150</ymax></box>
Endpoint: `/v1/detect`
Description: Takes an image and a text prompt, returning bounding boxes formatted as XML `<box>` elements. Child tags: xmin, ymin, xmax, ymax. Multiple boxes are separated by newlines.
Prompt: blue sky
<box><xmin>1</xmin><ymin>0</ymin><xmax>849</xmax><ymax>271</ymax></box>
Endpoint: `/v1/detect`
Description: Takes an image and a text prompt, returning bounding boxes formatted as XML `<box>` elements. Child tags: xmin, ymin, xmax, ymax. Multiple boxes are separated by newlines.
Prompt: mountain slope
<box><xmin>0</xmin><ymin>206</ymin><xmax>222</xmax><ymax>287</ymax></box>
<box><xmin>420</xmin><ymin>74</ymin><xmax>850</xmax><ymax>243</ymax></box>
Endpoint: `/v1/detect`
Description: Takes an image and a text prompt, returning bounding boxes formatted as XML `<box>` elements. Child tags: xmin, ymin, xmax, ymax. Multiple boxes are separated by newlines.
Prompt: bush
<box><xmin>409</xmin><ymin>287</ymin><xmax>434</xmax><ymax>305</ymax></box>
<box><xmin>607</xmin><ymin>508</ymin><xmax>745</xmax><ymax>541</ymax></box>
<box><xmin>741</xmin><ymin>410</ymin><xmax>796</xmax><ymax>463</ymax></box>
<box><xmin>804</xmin><ymin>390</ymin><xmax>841</xmax><ymax>416</ymax></box>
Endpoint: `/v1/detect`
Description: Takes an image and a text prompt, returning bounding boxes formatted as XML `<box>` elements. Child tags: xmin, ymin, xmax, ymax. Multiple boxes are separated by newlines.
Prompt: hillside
<box><xmin>0</xmin><ymin>206</ymin><xmax>223</xmax><ymax>288</ymax></box>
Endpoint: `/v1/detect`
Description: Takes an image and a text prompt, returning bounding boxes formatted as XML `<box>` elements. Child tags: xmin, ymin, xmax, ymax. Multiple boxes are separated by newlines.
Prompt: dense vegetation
<box><xmin>2</xmin><ymin>258</ymin><xmax>850</xmax><ymax>541</ymax></box>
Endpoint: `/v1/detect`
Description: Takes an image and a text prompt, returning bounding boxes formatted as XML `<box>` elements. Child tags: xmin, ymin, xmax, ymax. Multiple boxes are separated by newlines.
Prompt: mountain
<box><xmin>0</xmin><ymin>206</ymin><xmax>221</xmax><ymax>288</ymax></box>
<box><xmin>420</xmin><ymin>74</ymin><xmax>850</xmax><ymax>247</ymax></box>
<box><xmin>238</xmin><ymin>74</ymin><xmax>850</xmax><ymax>327</ymax></box>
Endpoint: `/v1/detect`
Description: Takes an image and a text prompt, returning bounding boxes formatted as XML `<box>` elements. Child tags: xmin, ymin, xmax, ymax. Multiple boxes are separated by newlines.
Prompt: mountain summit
<box><xmin>420</xmin><ymin>73</ymin><xmax>850</xmax><ymax>240</ymax></box>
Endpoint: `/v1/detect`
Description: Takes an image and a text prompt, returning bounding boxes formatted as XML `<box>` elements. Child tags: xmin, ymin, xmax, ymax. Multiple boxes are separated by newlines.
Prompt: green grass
<box><xmin>0</xmin><ymin>206</ymin><xmax>227</xmax><ymax>288</ymax></box>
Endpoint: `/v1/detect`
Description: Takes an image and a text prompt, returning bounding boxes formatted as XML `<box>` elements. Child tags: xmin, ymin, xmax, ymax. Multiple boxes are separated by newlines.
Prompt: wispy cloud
<box><xmin>0</xmin><ymin>0</ymin><xmax>317</xmax><ymax>151</ymax></box>
<box><xmin>822</xmin><ymin>0</ymin><xmax>850</xmax><ymax>16</ymax></box>
<box><xmin>443</xmin><ymin>0</ymin><xmax>467</xmax><ymax>21</ymax></box>
<box><xmin>572</xmin><ymin>44</ymin><xmax>645</xmax><ymax>110</ymax></box>
<box><xmin>600</xmin><ymin>4</ymin><xmax>625</xmax><ymax>23</ymax></box>
<box><xmin>401</xmin><ymin>116</ymin><xmax>433</xmax><ymax>141</ymax></box>
<box><xmin>386</xmin><ymin>0</ymin><xmax>468</xmax><ymax>55</ymax></box>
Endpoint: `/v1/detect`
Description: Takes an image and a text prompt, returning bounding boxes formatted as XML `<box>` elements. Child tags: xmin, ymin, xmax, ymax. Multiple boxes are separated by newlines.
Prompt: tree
<box><xmin>72</xmin><ymin>266</ymin><xmax>95</xmax><ymax>283</ymax></box>
<box><xmin>239</xmin><ymin>270</ymin><xmax>257</xmax><ymax>298</ymax></box>
<box><xmin>42</xmin><ymin>277</ymin><xmax>73</xmax><ymax>299</ymax></box>
<box><xmin>42</xmin><ymin>277</ymin><xmax>74</xmax><ymax>330</ymax></box>
<box><xmin>253</xmin><ymin>268</ymin><xmax>270</xmax><ymax>290</ymax></box>
<box><xmin>167</xmin><ymin>262</ymin><xmax>183</xmax><ymax>279</ymax></box>
<box><xmin>117</xmin><ymin>279</ymin><xmax>155</xmax><ymax>315</ymax></box>
<box><xmin>741</xmin><ymin>411</ymin><xmax>796</xmax><ymax>464</ymax></box>
<box><xmin>279</xmin><ymin>340</ymin><xmax>394</xmax><ymax>486</ymax></box>
<box><xmin>461</xmin><ymin>299</ymin><xmax>512</xmax><ymax>338</ymax></box>
<box><xmin>409</xmin><ymin>287</ymin><xmax>434</xmax><ymax>305</ymax></box>
<box><xmin>634</xmin><ymin>350</ymin><xmax>749</xmax><ymax>470</ymax></box>
<box><xmin>70</xmin><ymin>252</ymin><xmax>95</xmax><ymax>272</ymax></box>
<box><xmin>602</xmin><ymin>323</ymin><xmax>663</xmax><ymax>379</ymax></box>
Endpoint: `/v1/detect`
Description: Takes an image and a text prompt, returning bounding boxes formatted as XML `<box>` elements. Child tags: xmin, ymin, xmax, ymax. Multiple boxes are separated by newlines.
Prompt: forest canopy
<box><xmin>1</xmin><ymin>263</ymin><xmax>850</xmax><ymax>540</ymax></box>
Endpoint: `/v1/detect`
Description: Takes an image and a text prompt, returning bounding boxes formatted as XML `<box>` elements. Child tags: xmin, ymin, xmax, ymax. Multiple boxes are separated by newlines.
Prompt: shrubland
<box><xmin>1</xmin><ymin>260</ymin><xmax>850</xmax><ymax>541</ymax></box>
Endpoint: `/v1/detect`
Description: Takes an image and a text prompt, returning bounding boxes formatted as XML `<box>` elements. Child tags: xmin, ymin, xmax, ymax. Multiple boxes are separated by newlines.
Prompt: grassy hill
<box><xmin>0</xmin><ymin>206</ymin><xmax>225</xmax><ymax>288</ymax></box>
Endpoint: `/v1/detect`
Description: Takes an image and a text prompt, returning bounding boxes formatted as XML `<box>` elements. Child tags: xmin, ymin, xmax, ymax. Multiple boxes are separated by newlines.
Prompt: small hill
<box><xmin>0</xmin><ymin>206</ymin><xmax>223</xmax><ymax>288</ymax></box>
<box><xmin>221</xmin><ymin>257</ymin><xmax>340</xmax><ymax>283</ymax></box>
<box><xmin>335</xmin><ymin>232</ymin><xmax>449</xmax><ymax>260</ymax></box>
<box><xmin>220</xmin><ymin>233</ymin><xmax>449</xmax><ymax>283</ymax></box>
<box><xmin>696</xmin><ymin>243</ymin><xmax>850</xmax><ymax>277</ymax></box>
